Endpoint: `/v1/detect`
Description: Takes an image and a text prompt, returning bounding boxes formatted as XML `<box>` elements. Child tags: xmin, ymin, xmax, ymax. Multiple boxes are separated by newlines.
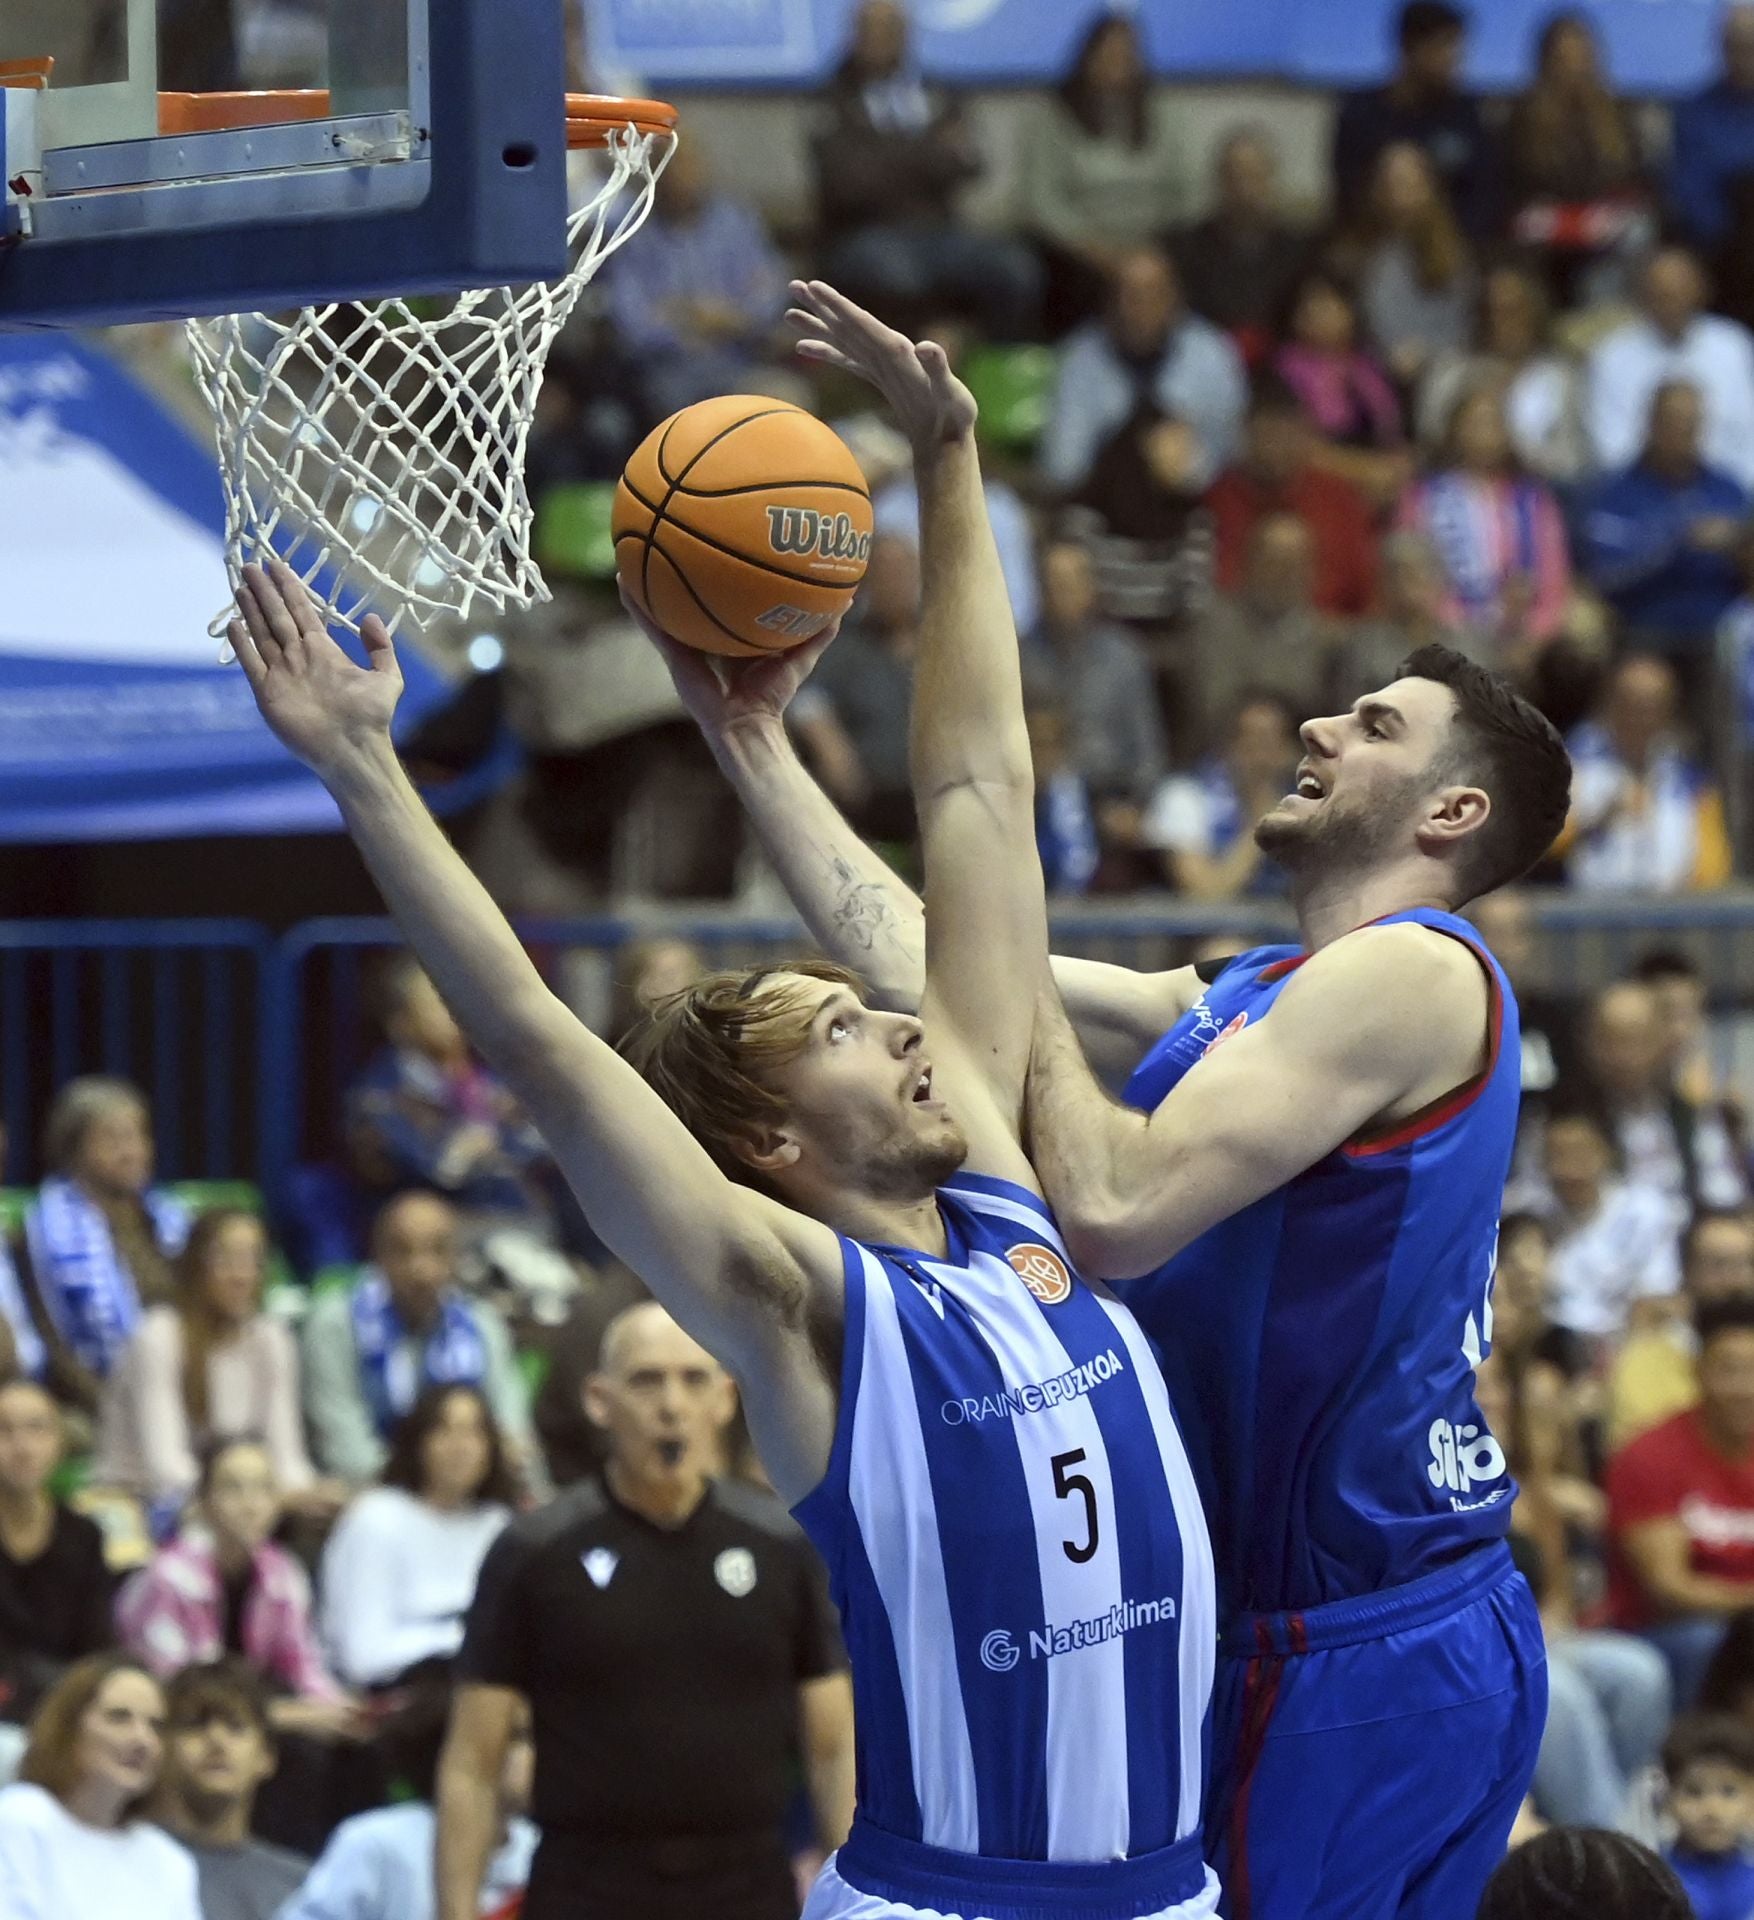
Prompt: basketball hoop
<box><xmin>184</xmin><ymin>94</ymin><xmax>678</xmax><ymax>641</ymax></box>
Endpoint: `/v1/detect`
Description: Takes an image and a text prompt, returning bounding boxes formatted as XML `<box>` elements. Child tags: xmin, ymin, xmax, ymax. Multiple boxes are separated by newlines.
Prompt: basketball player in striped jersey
<box><xmin>225</xmin><ymin>323</ymin><xmax>1219</xmax><ymax>1916</ymax></box>
<box><xmin>651</xmin><ymin>292</ymin><xmax>1573</xmax><ymax>1917</ymax></box>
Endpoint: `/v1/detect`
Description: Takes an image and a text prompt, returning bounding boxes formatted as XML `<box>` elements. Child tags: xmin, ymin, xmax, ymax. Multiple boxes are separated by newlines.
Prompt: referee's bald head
<box><xmin>596</xmin><ymin>1300</ymin><xmax>724</xmax><ymax>1381</ymax></box>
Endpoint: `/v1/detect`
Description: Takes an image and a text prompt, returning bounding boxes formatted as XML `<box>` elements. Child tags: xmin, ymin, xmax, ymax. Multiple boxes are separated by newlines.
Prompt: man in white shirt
<box><xmin>1587</xmin><ymin>248</ymin><xmax>1754</xmax><ymax>492</ymax></box>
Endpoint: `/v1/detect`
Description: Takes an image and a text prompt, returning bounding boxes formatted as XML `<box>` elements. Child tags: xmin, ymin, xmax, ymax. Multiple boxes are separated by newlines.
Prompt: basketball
<box><xmin>613</xmin><ymin>395</ymin><xmax>873</xmax><ymax>657</ymax></box>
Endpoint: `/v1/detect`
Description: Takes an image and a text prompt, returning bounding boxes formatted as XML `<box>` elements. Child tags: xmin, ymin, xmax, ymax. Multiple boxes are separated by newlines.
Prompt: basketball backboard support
<box><xmin>0</xmin><ymin>0</ymin><xmax>580</xmax><ymax>329</ymax></box>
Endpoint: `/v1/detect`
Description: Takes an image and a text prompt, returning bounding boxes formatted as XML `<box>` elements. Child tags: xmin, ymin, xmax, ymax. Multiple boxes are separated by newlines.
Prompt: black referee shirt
<box><xmin>457</xmin><ymin>1473</ymin><xmax>845</xmax><ymax>1840</ymax></box>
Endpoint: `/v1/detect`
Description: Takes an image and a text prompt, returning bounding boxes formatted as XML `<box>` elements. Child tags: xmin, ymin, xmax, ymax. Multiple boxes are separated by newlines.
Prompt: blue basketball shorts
<box><xmin>1207</xmin><ymin>1543</ymin><xmax>1547</xmax><ymax>1920</ymax></box>
<box><xmin>803</xmin><ymin>1819</ymin><xmax>1221</xmax><ymax>1920</ymax></box>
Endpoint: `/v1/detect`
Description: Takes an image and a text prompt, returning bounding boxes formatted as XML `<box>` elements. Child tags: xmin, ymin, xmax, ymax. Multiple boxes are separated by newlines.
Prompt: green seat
<box><xmin>535</xmin><ymin>481</ymin><xmax>619</xmax><ymax>582</ymax></box>
<box><xmin>0</xmin><ymin>1188</ymin><xmax>29</xmax><ymax>1239</ymax></box>
<box><xmin>962</xmin><ymin>344</ymin><xmax>1057</xmax><ymax>456</ymax></box>
<box><xmin>167</xmin><ymin>1179</ymin><xmax>264</xmax><ymax>1215</ymax></box>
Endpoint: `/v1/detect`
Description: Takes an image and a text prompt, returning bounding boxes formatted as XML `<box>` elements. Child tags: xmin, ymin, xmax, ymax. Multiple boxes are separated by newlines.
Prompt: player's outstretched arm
<box><xmin>230</xmin><ymin>563</ymin><xmax>840</xmax><ymax>1495</ymax></box>
<box><xmin>785</xmin><ymin>282</ymin><xmax>1043</xmax><ymax>1156</ymax></box>
<box><xmin>1028</xmin><ymin>924</ymin><xmax>1490</xmax><ymax>1279</ymax></box>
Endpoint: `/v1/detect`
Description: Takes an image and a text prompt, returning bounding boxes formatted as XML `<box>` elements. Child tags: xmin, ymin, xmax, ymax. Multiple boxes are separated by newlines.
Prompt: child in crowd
<box><xmin>1663</xmin><ymin>1714</ymin><xmax>1754</xmax><ymax>1920</ymax></box>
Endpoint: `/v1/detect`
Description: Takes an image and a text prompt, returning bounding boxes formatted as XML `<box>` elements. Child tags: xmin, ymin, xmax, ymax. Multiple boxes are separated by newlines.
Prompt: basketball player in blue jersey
<box><xmin>222</xmin><ymin>309</ymin><xmax>1219</xmax><ymax>1919</ymax></box>
<box><xmin>652</xmin><ymin>307</ymin><xmax>1573</xmax><ymax>1917</ymax></box>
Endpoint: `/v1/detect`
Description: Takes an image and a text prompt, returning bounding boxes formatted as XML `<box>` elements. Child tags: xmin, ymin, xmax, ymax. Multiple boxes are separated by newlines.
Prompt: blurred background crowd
<box><xmin>12</xmin><ymin>0</ymin><xmax>1754</xmax><ymax>1914</ymax></box>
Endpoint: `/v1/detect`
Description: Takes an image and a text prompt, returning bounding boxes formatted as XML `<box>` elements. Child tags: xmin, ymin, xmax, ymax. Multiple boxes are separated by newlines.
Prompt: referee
<box><xmin>436</xmin><ymin>1301</ymin><xmax>853</xmax><ymax>1920</ymax></box>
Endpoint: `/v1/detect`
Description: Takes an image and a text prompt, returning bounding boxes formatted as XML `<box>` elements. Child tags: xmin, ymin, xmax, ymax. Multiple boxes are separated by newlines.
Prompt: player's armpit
<box><xmin>1033</xmin><ymin>923</ymin><xmax>1491</xmax><ymax>1281</ymax></box>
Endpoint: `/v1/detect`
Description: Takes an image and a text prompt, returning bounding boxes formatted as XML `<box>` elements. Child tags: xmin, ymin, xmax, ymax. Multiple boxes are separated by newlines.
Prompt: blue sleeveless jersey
<box><xmin>1121</xmin><ymin>907</ymin><xmax>1519</xmax><ymax>1619</ymax></box>
<box><xmin>794</xmin><ymin>1172</ymin><xmax>1215</xmax><ymax>1865</ymax></box>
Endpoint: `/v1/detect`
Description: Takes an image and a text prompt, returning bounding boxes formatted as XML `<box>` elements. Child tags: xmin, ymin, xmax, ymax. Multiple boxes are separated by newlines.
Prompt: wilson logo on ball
<box><xmin>1007</xmin><ymin>1243</ymin><xmax>1073</xmax><ymax>1305</ymax></box>
<box><xmin>765</xmin><ymin>507</ymin><xmax>872</xmax><ymax>565</ymax></box>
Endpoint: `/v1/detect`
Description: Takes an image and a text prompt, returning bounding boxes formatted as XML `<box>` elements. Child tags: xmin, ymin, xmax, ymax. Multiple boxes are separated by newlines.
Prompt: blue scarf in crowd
<box><xmin>349</xmin><ymin>1268</ymin><xmax>489</xmax><ymax>1437</ymax></box>
<box><xmin>26</xmin><ymin>1176</ymin><xmax>191</xmax><ymax>1377</ymax></box>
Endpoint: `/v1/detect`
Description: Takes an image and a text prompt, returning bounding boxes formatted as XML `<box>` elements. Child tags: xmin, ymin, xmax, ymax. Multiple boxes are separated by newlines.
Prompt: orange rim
<box><xmin>563</xmin><ymin>93</ymin><xmax>678</xmax><ymax>150</ymax></box>
<box><xmin>158</xmin><ymin>90</ymin><xmax>330</xmax><ymax>134</ymax></box>
<box><xmin>0</xmin><ymin>57</ymin><xmax>54</xmax><ymax>90</ymax></box>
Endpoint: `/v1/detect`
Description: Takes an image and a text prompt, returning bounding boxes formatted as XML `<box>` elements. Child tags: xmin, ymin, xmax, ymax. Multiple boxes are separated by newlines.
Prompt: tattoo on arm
<box><xmin>827</xmin><ymin>854</ymin><xmax>907</xmax><ymax>957</ymax></box>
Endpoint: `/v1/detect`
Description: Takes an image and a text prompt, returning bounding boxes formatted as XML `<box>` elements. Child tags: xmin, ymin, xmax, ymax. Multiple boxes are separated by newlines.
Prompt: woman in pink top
<box><xmin>1397</xmin><ymin>381</ymin><xmax>1573</xmax><ymax>669</ymax></box>
<box><xmin>94</xmin><ymin>1210</ymin><xmax>344</xmax><ymax>1525</ymax></box>
<box><xmin>116</xmin><ymin>1436</ymin><xmax>367</xmax><ymax>1745</ymax></box>
<box><xmin>1273</xmin><ymin>270</ymin><xmax>1410</xmax><ymax>510</ymax></box>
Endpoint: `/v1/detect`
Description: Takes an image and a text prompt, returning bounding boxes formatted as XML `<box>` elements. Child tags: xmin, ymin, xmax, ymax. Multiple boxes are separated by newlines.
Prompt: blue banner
<box><xmin>0</xmin><ymin>335</ymin><xmax>471</xmax><ymax>844</ymax></box>
<box><xmin>591</xmin><ymin>0</ymin><xmax>1727</xmax><ymax>94</ymax></box>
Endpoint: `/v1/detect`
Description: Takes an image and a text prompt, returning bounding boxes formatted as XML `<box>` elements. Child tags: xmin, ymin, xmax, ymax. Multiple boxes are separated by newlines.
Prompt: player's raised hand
<box><xmin>228</xmin><ymin>560</ymin><xmax>403</xmax><ymax>776</ymax></box>
<box><xmin>621</xmin><ymin>583</ymin><xmax>837</xmax><ymax>737</ymax></box>
<box><xmin>786</xmin><ymin>279</ymin><xmax>976</xmax><ymax>450</ymax></box>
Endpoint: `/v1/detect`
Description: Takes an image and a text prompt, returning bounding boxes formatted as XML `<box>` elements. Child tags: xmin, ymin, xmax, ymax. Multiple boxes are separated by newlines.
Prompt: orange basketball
<box><xmin>613</xmin><ymin>395</ymin><xmax>873</xmax><ymax>657</ymax></box>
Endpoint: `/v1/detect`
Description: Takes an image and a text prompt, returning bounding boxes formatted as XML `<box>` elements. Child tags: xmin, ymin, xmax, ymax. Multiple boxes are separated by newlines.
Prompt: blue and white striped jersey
<box><xmin>794</xmin><ymin>1172</ymin><xmax>1215</xmax><ymax>1865</ymax></box>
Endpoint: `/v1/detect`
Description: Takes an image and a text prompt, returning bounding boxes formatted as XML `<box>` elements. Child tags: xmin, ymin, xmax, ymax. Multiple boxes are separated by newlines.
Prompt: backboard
<box><xmin>0</xmin><ymin>0</ymin><xmax>583</xmax><ymax>328</ymax></box>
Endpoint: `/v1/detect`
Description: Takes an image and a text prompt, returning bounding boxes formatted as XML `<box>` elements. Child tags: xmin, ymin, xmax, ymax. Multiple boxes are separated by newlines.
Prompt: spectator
<box><xmin>1397</xmin><ymin>381</ymin><xmax>1572</xmax><ymax>663</ymax></box>
<box><xmin>1477</xmin><ymin>1351</ymin><xmax>1671</xmax><ymax>1831</ymax></box>
<box><xmin>1610</xmin><ymin>1209</ymin><xmax>1754</xmax><ymax>1450</ymax></box>
<box><xmin>810</xmin><ymin>0</ymin><xmax>1039</xmax><ymax>339</ymax></box>
<box><xmin>1418</xmin><ymin>261</ymin><xmax>1591</xmax><ymax>485</ymax></box>
<box><xmin>1020</xmin><ymin>536</ymin><xmax>1167</xmax><ymax>812</ymax></box>
<box><xmin>1338</xmin><ymin>527</ymin><xmax>1473</xmax><ymax>690</ymax></box>
<box><xmin>1477</xmin><ymin>1828</ymin><xmax>1693</xmax><ymax>1920</ymax></box>
<box><xmin>1607</xmin><ymin>1294</ymin><xmax>1754</xmax><ymax>1709</ymax></box>
<box><xmin>1332</xmin><ymin>0</ymin><xmax>1499</xmax><ymax>239</ymax></box>
<box><xmin>1669</xmin><ymin>4</ymin><xmax>1754</xmax><ymax>267</ymax></box>
<box><xmin>0</xmin><ymin>1190</ymin><xmax>45</xmax><ymax>1386</ymax></box>
<box><xmin>1661</xmin><ymin>1714</ymin><xmax>1754</xmax><ymax>1920</ymax></box>
<box><xmin>1535</xmin><ymin>1101</ymin><xmax>1680</xmax><ymax>1342</ymax></box>
<box><xmin>1274</xmin><ymin>269</ymin><xmax>1409</xmax><ymax>510</ymax></box>
<box><xmin>1564</xmin><ymin>655</ymin><xmax>1735</xmax><ymax>894</ymax></box>
<box><xmin>1582</xmin><ymin>975</ymin><xmax>1747</xmax><ymax>1215</ymax></box>
<box><xmin>786</xmin><ymin>531</ymin><xmax>919</xmax><ymax>844</ymax></box>
<box><xmin>1576</xmin><ymin>380</ymin><xmax>1749</xmax><ymax>699</ymax></box>
<box><xmin>1702</xmin><ymin>1609</ymin><xmax>1754</xmax><ymax>1725</ymax></box>
<box><xmin>286</xmin><ymin>1679</ymin><xmax>534</xmax><ymax>1920</ymax></box>
<box><xmin>0</xmin><ymin>1654</ymin><xmax>200</xmax><ymax>1920</ymax></box>
<box><xmin>152</xmin><ymin>1661</ymin><xmax>307</xmax><ymax>1920</ymax></box>
<box><xmin>1355</xmin><ymin>141</ymin><xmax>1477</xmax><ymax>387</ymax></box>
<box><xmin>1174</xmin><ymin>125</ymin><xmax>1309</xmax><ymax>357</ymax></box>
<box><xmin>0</xmin><ymin>1378</ymin><xmax>114</xmax><ymax>1730</ymax></box>
<box><xmin>1022</xmin><ymin>12</ymin><xmax>1190</xmax><ymax>331</ymax></box>
<box><xmin>1635</xmin><ymin>945</ymin><xmax>1734</xmax><ymax>1109</ymax></box>
<box><xmin>1023</xmin><ymin>692</ymin><xmax>1102</xmax><ymax>897</ymax></box>
<box><xmin>1141</xmin><ymin>691</ymin><xmax>1299</xmax><ymax>900</ymax></box>
<box><xmin>1040</xmin><ymin>246</ymin><xmax>1247</xmax><ymax>497</ymax></box>
<box><xmin>117</xmin><ymin>1437</ymin><xmax>364</xmax><ymax>1746</ymax></box>
<box><xmin>1069</xmin><ymin>405</ymin><xmax>1208</xmax><ymax>598</ymax></box>
<box><xmin>1181</xmin><ymin>511</ymin><xmax>1347</xmax><ymax>758</ymax></box>
<box><xmin>22</xmin><ymin>1077</ymin><xmax>191</xmax><ymax>1405</ymax></box>
<box><xmin>1469</xmin><ymin>888</ymin><xmax>1584</xmax><ymax>1118</ymax></box>
<box><xmin>1587</xmin><ymin>247</ymin><xmax>1754</xmax><ymax>494</ymax></box>
<box><xmin>346</xmin><ymin>958</ymin><xmax>557</xmax><ymax>1245</ymax></box>
<box><xmin>438</xmin><ymin>1302</ymin><xmax>852</xmax><ymax>1920</ymax></box>
<box><xmin>319</xmin><ymin>1385</ymin><xmax>515</xmax><ymax>1692</ymax></box>
<box><xmin>1206</xmin><ymin>372</ymin><xmax>1380</xmax><ymax>617</ymax></box>
<box><xmin>93</xmin><ymin>1208</ymin><xmax>336</xmax><ymax>1526</ymax></box>
<box><xmin>301</xmin><ymin>1192</ymin><xmax>537</xmax><ymax>1489</ymax></box>
<box><xmin>1505</xmin><ymin>12</ymin><xmax>1647</xmax><ymax>298</ymax></box>
<box><xmin>606</xmin><ymin>938</ymin><xmax>706</xmax><ymax>1050</ymax></box>
<box><xmin>873</xmin><ymin>453</ymin><xmax>1039</xmax><ymax>637</ymax></box>
<box><xmin>601</xmin><ymin>142</ymin><xmax>787</xmax><ymax>422</ymax></box>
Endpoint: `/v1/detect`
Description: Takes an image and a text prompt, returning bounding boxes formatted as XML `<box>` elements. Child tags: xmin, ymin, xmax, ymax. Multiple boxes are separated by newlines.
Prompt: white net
<box><xmin>186</xmin><ymin>114</ymin><xmax>676</xmax><ymax>640</ymax></box>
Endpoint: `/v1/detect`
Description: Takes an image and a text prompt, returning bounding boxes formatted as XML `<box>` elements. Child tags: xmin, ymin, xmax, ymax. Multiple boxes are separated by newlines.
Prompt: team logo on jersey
<box><xmin>1008</xmin><ymin>1242</ymin><xmax>1072</xmax><ymax>1305</ymax></box>
<box><xmin>1202</xmin><ymin>1011</ymin><xmax>1248</xmax><ymax>1057</ymax></box>
<box><xmin>580</xmin><ymin>1548</ymin><xmax>619</xmax><ymax>1589</ymax></box>
<box><xmin>714</xmin><ymin>1548</ymin><xmax>757</xmax><ymax>1598</ymax></box>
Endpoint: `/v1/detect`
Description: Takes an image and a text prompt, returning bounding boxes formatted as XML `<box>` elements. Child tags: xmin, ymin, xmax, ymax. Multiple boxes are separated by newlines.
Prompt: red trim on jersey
<box><xmin>1227</xmin><ymin>1628</ymin><xmax>1291</xmax><ymax>1920</ymax></box>
<box><xmin>1288</xmin><ymin>1612</ymin><xmax>1309</xmax><ymax>1655</ymax></box>
<box><xmin>1342</xmin><ymin>932</ymin><xmax>1504</xmax><ymax>1159</ymax></box>
<box><xmin>1256</xmin><ymin>954</ymin><xmax>1308</xmax><ymax>984</ymax></box>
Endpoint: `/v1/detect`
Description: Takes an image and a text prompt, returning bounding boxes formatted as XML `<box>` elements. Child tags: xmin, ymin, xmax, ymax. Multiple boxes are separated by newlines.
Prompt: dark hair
<box><xmin>1497</xmin><ymin>1209</ymin><xmax>1553</xmax><ymax>1249</ymax></box>
<box><xmin>1632</xmin><ymin>946</ymin><xmax>1703</xmax><ymax>988</ymax></box>
<box><xmin>1699</xmin><ymin>1607</ymin><xmax>1754</xmax><ymax>1715</ymax></box>
<box><xmin>1399</xmin><ymin>0</ymin><xmax>1465</xmax><ymax>50</ymax></box>
<box><xmin>1476</xmin><ymin>1828</ymin><xmax>1691</xmax><ymax>1920</ymax></box>
<box><xmin>382</xmin><ymin>1382</ymin><xmax>520</xmax><ymax>1508</ymax></box>
<box><xmin>1664</xmin><ymin>1711</ymin><xmax>1754</xmax><ymax>1781</ymax></box>
<box><xmin>1247</xmin><ymin>367</ymin><xmax>1307</xmax><ymax>421</ymax></box>
<box><xmin>1397</xmin><ymin>644</ymin><xmax>1573</xmax><ymax>900</ymax></box>
<box><xmin>163</xmin><ymin>1659</ymin><xmax>274</xmax><ymax>1750</ymax></box>
<box><xmin>20</xmin><ymin>1655</ymin><xmax>164</xmax><ymax>1824</ymax></box>
<box><xmin>1694</xmin><ymin>1290</ymin><xmax>1754</xmax><ymax>1351</ymax></box>
<box><xmin>1061</xmin><ymin>13</ymin><xmax>1148</xmax><ymax>147</ymax></box>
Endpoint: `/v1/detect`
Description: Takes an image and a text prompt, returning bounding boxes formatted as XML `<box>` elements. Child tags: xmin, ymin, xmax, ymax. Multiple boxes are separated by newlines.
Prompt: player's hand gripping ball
<box><xmin>613</xmin><ymin>395</ymin><xmax>873</xmax><ymax>656</ymax></box>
